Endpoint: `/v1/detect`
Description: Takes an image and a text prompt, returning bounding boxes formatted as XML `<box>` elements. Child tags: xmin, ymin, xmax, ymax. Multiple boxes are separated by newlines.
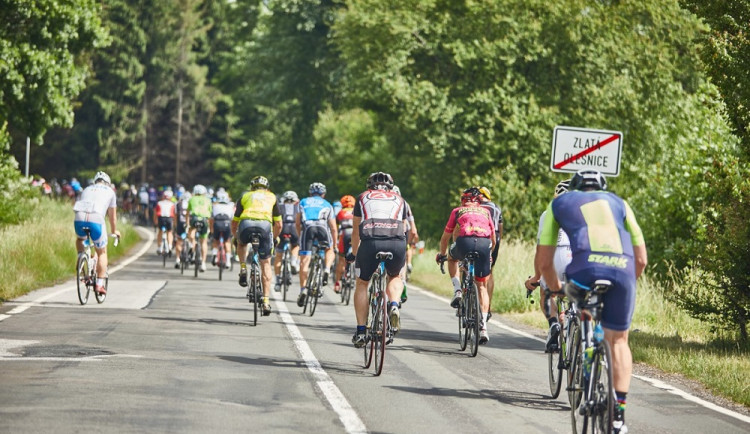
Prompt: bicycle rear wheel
<box><xmin>95</xmin><ymin>276</ymin><xmax>107</xmax><ymax>304</ymax></box>
<box><xmin>251</xmin><ymin>264</ymin><xmax>261</xmax><ymax>326</ymax></box>
<box><xmin>373</xmin><ymin>294</ymin><xmax>387</xmax><ymax>376</ymax></box>
<box><xmin>218</xmin><ymin>247</ymin><xmax>225</xmax><ymax>281</ymax></box>
<box><xmin>589</xmin><ymin>340</ymin><xmax>614</xmax><ymax>434</ymax></box>
<box><xmin>363</xmin><ymin>287</ymin><xmax>376</xmax><ymax>369</ymax></box>
<box><xmin>458</xmin><ymin>296</ymin><xmax>468</xmax><ymax>351</ymax></box>
<box><xmin>194</xmin><ymin>242</ymin><xmax>201</xmax><ymax>277</ymax></box>
<box><xmin>548</xmin><ymin>326</ymin><xmax>564</xmax><ymax>398</ymax></box>
<box><xmin>76</xmin><ymin>255</ymin><xmax>90</xmax><ymax>305</ymax></box>
<box><xmin>569</xmin><ymin>330</ymin><xmax>585</xmax><ymax>433</ymax></box>
<box><xmin>467</xmin><ymin>282</ymin><xmax>480</xmax><ymax>357</ymax></box>
<box><xmin>282</xmin><ymin>250</ymin><xmax>290</xmax><ymax>301</ymax></box>
<box><xmin>309</xmin><ymin>262</ymin><xmax>321</xmax><ymax>317</ymax></box>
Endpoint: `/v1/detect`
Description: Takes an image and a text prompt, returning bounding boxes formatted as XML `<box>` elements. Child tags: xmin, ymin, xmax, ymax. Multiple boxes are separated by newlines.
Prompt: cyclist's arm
<box><xmin>623</xmin><ymin>201</ymin><xmax>648</xmax><ymax>279</ymax></box>
<box><xmin>273</xmin><ymin>216</ymin><xmax>282</xmax><ymax>239</ymax></box>
<box><xmin>328</xmin><ymin>217</ymin><xmax>338</xmax><ymax>251</ymax></box>
<box><xmin>153</xmin><ymin>203</ymin><xmax>160</xmax><ymax>226</ymax></box>
<box><xmin>538</xmin><ymin>203</ymin><xmax>561</xmax><ymax>292</ymax></box>
<box><xmin>351</xmin><ymin>216</ymin><xmax>361</xmax><ymax>256</ymax></box>
<box><xmin>107</xmin><ymin>206</ymin><xmax>120</xmax><ymax>238</ymax></box>
<box><xmin>295</xmin><ymin>212</ymin><xmax>301</xmax><ymax>237</ymax></box>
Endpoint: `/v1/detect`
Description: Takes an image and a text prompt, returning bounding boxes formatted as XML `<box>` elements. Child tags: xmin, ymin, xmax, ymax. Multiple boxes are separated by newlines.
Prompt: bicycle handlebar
<box><xmin>525</xmin><ymin>277</ymin><xmax>539</xmax><ymax>304</ymax></box>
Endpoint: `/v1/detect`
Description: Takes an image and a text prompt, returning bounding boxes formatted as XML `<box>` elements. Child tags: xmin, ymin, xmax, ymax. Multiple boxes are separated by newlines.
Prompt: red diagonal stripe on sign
<box><xmin>553</xmin><ymin>133</ymin><xmax>619</xmax><ymax>169</ymax></box>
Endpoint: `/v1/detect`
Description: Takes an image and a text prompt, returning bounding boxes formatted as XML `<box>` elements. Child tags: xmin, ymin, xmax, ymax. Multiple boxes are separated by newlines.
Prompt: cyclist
<box><xmin>173</xmin><ymin>192</ymin><xmax>191</xmax><ymax>268</ymax></box>
<box><xmin>295</xmin><ymin>182</ymin><xmax>338</xmax><ymax>307</ymax></box>
<box><xmin>232</xmin><ymin>176</ymin><xmax>282</xmax><ymax>316</ymax></box>
<box><xmin>525</xmin><ymin>179</ymin><xmax>572</xmax><ymax>352</ymax></box>
<box><xmin>538</xmin><ymin>170</ymin><xmax>647</xmax><ymax>434</ymax></box>
<box><xmin>274</xmin><ymin>190</ymin><xmax>301</xmax><ymax>291</ymax></box>
<box><xmin>188</xmin><ymin>184</ymin><xmax>212</xmax><ymax>272</ymax></box>
<box><xmin>210</xmin><ymin>190</ymin><xmax>234</xmax><ymax>269</ymax></box>
<box><xmin>436</xmin><ymin>187</ymin><xmax>496</xmax><ymax>344</ymax></box>
<box><xmin>392</xmin><ymin>185</ymin><xmax>418</xmax><ymax>303</ymax></box>
<box><xmin>73</xmin><ymin>171</ymin><xmax>121</xmax><ymax>295</ymax></box>
<box><xmin>154</xmin><ymin>189</ymin><xmax>177</xmax><ymax>255</ymax></box>
<box><xmin>138</xmin><ymin>185</ymin><xmax>150</xmax><ymax>222</ymax></box>
<box><xmin>478</xmin><ymin>186</ymin><xmax>503</xmax><ymax>318</ymax></box>
<box><xmin>333</xmin><ymin>194</ymin><xmax>356</xmax><ymax>294</ymax></box>
<box><xmin>348</xmin><ymin>172</ymin><xmax>408</xmax><ymax>347</ymax></box>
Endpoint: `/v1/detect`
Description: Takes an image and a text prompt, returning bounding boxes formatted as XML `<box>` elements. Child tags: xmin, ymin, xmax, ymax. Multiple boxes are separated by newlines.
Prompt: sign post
<box><xmin>550</xmin><ymin>126</ymin><xmax>623</xmax><ymax>176</ymax></box>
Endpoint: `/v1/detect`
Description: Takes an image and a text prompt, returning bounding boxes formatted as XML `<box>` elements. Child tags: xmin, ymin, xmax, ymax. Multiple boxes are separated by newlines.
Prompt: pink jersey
<box><xmin>155</xmin><ymin>200</ymin><xmax>176</xmax><ymax>218</ymax></box>
<box><xmin>444</xmin><ymin>205</ymin><xmax>494</xmax><ymax>238</ymax></box>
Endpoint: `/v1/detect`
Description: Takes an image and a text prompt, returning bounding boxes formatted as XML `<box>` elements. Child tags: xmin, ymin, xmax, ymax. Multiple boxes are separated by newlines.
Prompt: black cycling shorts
<box><xmin>338</xmin><ymin>228</ymin><xmax>353</xmax><ymax>257</ymax></box>
<box><xmin>300</xmin><ymin>225</ymin><xmax>332</xmax><ymax>254</ymax></box>
<box><xmin>277</xmin><ymin>223</ymin><xmax>299</xmax><ymax>248</ymax></box>
<box><xmin>157</xmin><ymin>216</ymin><xmax>173</xmax><ymax>231</ymax></box>
<box><xmin>190</xmin><ymin>216</ymin><xmax>209</xmax><ymax>238</ymax></box>
<box><xmin>449</xmin><ymin>236</ymin><xmax>492</xmax><ymax>279</ymax></box>
<box><xmin>491</xmin><ymin>239</ymin><xmax>500</xmax><ymax>269</ymax></box>
<box><xmin>355</xmin><ymin>238</ymin><xmax>407</xmax><ymax>281</ymax></box>
<box><xmin>238</xmin><ymin>219</ymin><xmax>273</xmax><ymax>259</ymax></box>
<box><xmin>212</xmin><ymin>218</ymin><xmax>232</xmax><ymax>242</ymax></box>
<box><xmin>176</xmin><ymin>221</ymin><xmax>187</xmax><ymax>236</ymax></box>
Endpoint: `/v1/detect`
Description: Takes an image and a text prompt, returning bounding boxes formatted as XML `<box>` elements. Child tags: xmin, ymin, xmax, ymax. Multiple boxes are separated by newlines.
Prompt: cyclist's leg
<box><xmin>73</xmin><ymin>213</ymin><xmax>89</xmax><ymax>253</ymax></box>
<box><xmin>255</xmin><ymin>221</ymin><xmax>274</xmax><ymax>297</ymax></box>
<box><xmin>298</xmin><ymin>226</ymin><xmax>314</xmax><ymax>288</ymax></box>
<box><xmin>382</xmin><ymin>238</ymin><xmax>407</xmax><ymax>303</ymax></box>
<box><xmin>353</xmin><ymin>240</ymin><xmax>378</xmax><ymax>324</ymax></box>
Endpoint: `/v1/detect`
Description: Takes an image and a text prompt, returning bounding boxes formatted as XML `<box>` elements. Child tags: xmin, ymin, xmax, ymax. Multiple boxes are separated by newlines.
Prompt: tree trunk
<box><xmin>176</xmin><ymin>85</ymin><xmax>183</xmax><ymax>186</ymax></box>
<box><xmin>140</xmin><ymin>91</ymin><xmax>149</xmax><ymax>184</ymax></box>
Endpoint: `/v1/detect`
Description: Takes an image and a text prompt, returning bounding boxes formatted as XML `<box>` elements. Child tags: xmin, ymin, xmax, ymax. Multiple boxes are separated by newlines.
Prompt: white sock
<box><xmin>96</xmin><ymin>278</ymin><xmax>105</xmax><ymax>287</ymax></box>
<box><xmin>482</xmin><ymin>312</ymin><xmax>488</xmax><ymax>325</ymax></box>
<box><xmin>451</xmin><ymin>277</ymin><xmax>461</xmax><ymax>291</ymax></box>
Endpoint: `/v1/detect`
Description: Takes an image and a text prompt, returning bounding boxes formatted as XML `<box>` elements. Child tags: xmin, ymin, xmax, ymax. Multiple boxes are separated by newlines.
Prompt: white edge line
<box><xmin>1</xmin><ymin>226</ymin><xmax>154</xmax><ymax>321</ymax></box>
<box><xmin>272</xmin><ymin>294</ymin><xmax>367</xmax><ymax>434</ymax></box>
<box><xmin>407</xmin><ymin>283</ymin><xmax>750</xmax><ymax>425</ymax></box>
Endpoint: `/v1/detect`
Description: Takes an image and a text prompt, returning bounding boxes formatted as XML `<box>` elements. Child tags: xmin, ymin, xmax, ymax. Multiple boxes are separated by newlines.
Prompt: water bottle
<box><xmin>593</xmin><ymin>323</ymin><xmax>604</xmax><ymax>343</ymax></box>
<box><xmin>583</xmin><ymin>346</ymin><xmax>594</xmax><ymax>380</ymax></box>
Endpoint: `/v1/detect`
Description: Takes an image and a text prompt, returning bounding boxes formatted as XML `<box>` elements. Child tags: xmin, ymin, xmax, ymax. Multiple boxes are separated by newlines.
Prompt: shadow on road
<box><xmin>386</xmin><ymin>385</ymin><xmax>570</xmax><ymax>412</ymax></box>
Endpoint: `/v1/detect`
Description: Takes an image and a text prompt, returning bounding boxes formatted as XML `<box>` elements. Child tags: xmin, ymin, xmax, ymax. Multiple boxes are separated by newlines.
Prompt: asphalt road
<box><xmin>1</xmin><ymin>231</ymin><xmax>748</xmax><ymax>433</ymax></box>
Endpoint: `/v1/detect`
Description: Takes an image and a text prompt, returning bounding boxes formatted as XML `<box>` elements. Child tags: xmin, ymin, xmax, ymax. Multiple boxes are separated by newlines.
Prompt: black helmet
<box><xmin>250</xmin><ymin>176</ymin><xmax>269</xmax><ymax>190</ymax></box>
<box><xmin>367</xmin><ymin>172</ymin><xmax>394</xmax><ymax>190</ymax></box>
<box><xmin>570</xmin><ymin>170</ymin><xmax>606</xmax><ymax>191</ymax></box>
<box><xmin>461</xmin><ymin>186</ymin><xmax>482</xmax><ymax>204</ymax></box>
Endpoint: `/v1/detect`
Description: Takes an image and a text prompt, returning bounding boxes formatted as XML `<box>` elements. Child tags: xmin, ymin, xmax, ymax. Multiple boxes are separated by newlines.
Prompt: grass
<box><xmin>0</xmin><ymin>198</ymin><xmax>140</xmax><ymax>302</ymax></box>
<box><xmin>410</xmin><ymin>242</ymin><xmax>750</xmax><ymax>408</ymax></box>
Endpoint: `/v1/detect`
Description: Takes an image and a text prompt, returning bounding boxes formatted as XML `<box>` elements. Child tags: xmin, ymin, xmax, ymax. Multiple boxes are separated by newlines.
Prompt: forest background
<box><xmin>1</xmin><ymin>0</ymin><xmax>749</xmax><ymax>342</ymax></box>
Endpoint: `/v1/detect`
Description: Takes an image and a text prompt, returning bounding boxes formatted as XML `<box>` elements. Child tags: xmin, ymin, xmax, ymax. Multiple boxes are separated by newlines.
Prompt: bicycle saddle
<box><xmin>376</xmin><ymin>251</ymin><xmax>393</xmax><ymax>260</ymax></box>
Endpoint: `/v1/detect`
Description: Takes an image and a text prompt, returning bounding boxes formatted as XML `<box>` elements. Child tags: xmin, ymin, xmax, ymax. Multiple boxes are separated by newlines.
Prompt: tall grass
<box><xmin>410</xmin><ymin>242</ymin><xmax>750</xmax><ymax>407</ymax></box>
<box><xmin>0</xmin><ymin>199</ymin><xmax>139</xmax><ymax>301</ymax></box>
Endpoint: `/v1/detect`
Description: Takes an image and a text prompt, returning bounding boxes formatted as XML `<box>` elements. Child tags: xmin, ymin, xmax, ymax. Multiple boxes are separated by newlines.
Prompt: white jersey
<box><xmin>73</xmin><ymin>184</ymin><xmax>117</xmax><ymax>217</ymax></box>
<box><xmin>536</xmin><ymin>210</ymin><xmax>572</xmax><ymax>287</ymax></box>
<box><xmin>212</xmin><ymin>202</ymin><xmax>234</xmax><ymax>219</ymax></box>
<box><xmin>138</xmin><ymin>190</ymin><xmax>149</xmax><ymax>204</ymax></box>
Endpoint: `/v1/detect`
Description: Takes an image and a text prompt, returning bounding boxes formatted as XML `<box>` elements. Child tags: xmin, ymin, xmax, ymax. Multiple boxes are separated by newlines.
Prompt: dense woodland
<box><xmin>1</xmin><ymin>0</ymin><xmax>749</xmax><ymax>339</ymax></box>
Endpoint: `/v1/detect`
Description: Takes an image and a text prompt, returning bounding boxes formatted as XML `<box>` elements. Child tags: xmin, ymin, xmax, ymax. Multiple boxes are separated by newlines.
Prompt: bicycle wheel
<box><xmin>180</xmin><ymin>245</ymin><xmax>188</xmax><ymax>275</ymax></box>
<box><xmin>588</xmin><ymin>340</ymin><xmax>615</xmax><ymax>434</ymax></box>
<box><xmin>548</xmin><ymin>324</ymin><xmax>564</xmax><ymax>398</ymax></box>
<box><xmin>467</xmin><ymin>282</ymin><xmax>480</xmax><ymax>357</ymax></box>
<box><xmin>218</xmin><ymin>246</ymin><xmax>224</xmax><ymax>281</ymax></box>
<box><xmin>95</xmin><ymin>276</ymin><xmax>107</xmax><ymax>304</ymax></box>
<box><xmin>282</xmin><ymin>250</ymin><xmax>290</xmax><ymax>301</ymax></box>
<box><xmin>162</xmin><ymin>238</ymin><xmax>168</xmax><ymax>268</ymax></box>
<box><xmin>569</xmin><ymin>331</ymin><xmax>585</xmax><ymax>434</ymax></box>
<box><xmin>194</xmin><ymin>242</ymin><xmax>201</xmax><ymax>278</ymax></box>
<box><xmin>373</xmin><ymin>293</ymin><xmax>387</xmax><ymax>376</ymax></box>
<box><xmin>309</xmin><ymin>260</ymin><xmax>321</xmax><ymax>317</ymax></box>
<box><xmin>458</xmin><ymin>295</ymin><xmax>468</xmax><ymax>351</ymax></box>
<box><xmin>76</xmin><ymin>254</ymin><xmax>90</xmax><ymax>305</ymax></box>
<box><xmin>251</xmin><ymin>264</ymin><xmax>261</xmax><ymax>326</ymax></box>
<box><xmin>364</xmin><ymin>291</ymin><xmax>377</xmax><ymax>369</ymax></box>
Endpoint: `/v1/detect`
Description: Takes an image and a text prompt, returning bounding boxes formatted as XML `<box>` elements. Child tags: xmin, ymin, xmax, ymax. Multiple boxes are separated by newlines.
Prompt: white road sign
<box><xmin>550</xmin><ymin>126</ymin><xmax>623</xmax><ymax>176</ymax></box>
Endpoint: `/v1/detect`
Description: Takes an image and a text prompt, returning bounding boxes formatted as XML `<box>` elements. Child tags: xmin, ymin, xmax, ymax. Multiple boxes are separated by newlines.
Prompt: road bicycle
<box><xmin>76</xmin><ymin>230</ymin><xmax>119</xmax><ymax>305</ymax></box>
<box><xmin>363</xmin><ymin>251</ymin><xmax>394</xmax><ymax>376</ymax></box>
<box><xmin>526</xmin><ymin>281</ymin><xmax>581</xmax><ymax>400</ymax></box>
<box><xmin>245</xmin><ymin>235</ymin><xmax>263</xmax><ymax>326</ymax></box>
<box><xmin>192</xmin><ymin>219</ymin><xmax>207</xmax><ymax>277</ymax></box>
<box><xmin>441</xmin><ymin>252</ymin><xmax>481</xmax><ymax>356</ymax></box>
<box><xmin>179</xmin><ymin>232</ymin><xmax>192</xmax><ymax>275</ymax></box>
<box><xmin>339</xmin><ymin>248</ymin><xmax>355</xmax><ymax>306</ymax></box>
<box><xmin>158</xmin><ymin>225</ymin><xmax>170</xmax><ymax>268</ymax></box>
<box><xmin>302</xmin><ymin>241</ymin><xmax>328</xmax><ymax>317</ymax></box>
<box><xmin>279</xmin><ymin>234</ymin><xmax>293</xmax><ymax>301</ymax></box>
<box><xmin>567</xmin><ymin>279</ymin><xmax>615</xmax><ymax>434</ymax></box>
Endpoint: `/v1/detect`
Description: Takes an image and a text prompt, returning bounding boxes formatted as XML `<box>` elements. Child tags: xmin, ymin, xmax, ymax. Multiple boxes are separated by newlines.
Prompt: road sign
<box><xmin>550</xmin><ymin>126</ymin><xmax>623</xmax><ymax>176</ymax></box>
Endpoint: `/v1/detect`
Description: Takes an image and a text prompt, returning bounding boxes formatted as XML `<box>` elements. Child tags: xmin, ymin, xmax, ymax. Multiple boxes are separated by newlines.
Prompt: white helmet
<box><xmin>182</xmin><ymin>192</ymin><xmax>192</xmax><ymax>202</ymax></box>
<box><xmin>163</xmin><ymin>190</ymin><xmax>174</xmax><ymax>199</ymax></box>
<box><xmin>281</xmin><ymin>190</ymin><xmax>298</xmax><ymax>202</ymax></box>
<box><xmin>216</xmin><ymin>191</ymin><xmax>230</xmax><ymax>203</ymax></box>
<box><xmin>193</xmin><ymin>184</ymin><xmax>207</xmax><ymax>195</ymax></box>
<box><xmin>94</xmin><ymin>171</ymin><xmax>111</xmax><ymax>185</ymax></box>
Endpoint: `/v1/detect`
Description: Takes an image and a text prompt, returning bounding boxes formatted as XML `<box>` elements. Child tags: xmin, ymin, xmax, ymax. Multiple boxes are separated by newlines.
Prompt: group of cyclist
<box><xmin>74</xmin><ymin>167</ymin><xmax>644</xmax><ymax>434</ymax></box>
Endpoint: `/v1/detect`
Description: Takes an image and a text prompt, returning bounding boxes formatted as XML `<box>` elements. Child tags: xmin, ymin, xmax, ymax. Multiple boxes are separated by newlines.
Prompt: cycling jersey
<box><xmin>176</xmin><ymin>199</ymin><xmax>189</xmax><ymax>224</ymax></box>
<box><xmin>536</xmin><ymin>209</ymin><xmax>572</xmax><ymax>286</ymax></box>
<box><xmin>155</xmin><ymin>199</ymin><xmax>176</xmax><ymax>218</ymax></box>
<box><xmin>299</xmin><ymin>196</ymin><xmax>334</xmax><ymax>227</ymax></box>
<box><xmin>337</xmin><ymin>207</ymin><xmax>354</xmax><ymax>229</ymax></box>
<box><xmin>480</xmin><ymin>200</ymin><xmax>503</xmax><ymax>234</ymax></box>
<box><xmin>188</xmin><ymin>195</ymin><xmax>212</xmax><ymax>219</ymax></box>
<box><xmin>212</xmin><ymin>202</ymin><xmax>234</xmax><ymax>220</ymax></box>
<box><xmin>353</xmin><ymin>190</ymin><xmax>406</xmax><ymax>240</ymax></box>
<box><xmin>278</xmin><ymin>201</ymin><xmax>300</xmax><ymax>225</ymax></box>
<box><xmin>138</xmin><ymin>190</ymin><xmax>149</xmax><ymax>205</ymax></box>
<box><xmin>444</xmin><ymin>205</ymin><xmax>494</xmax><ymax>239</ymax></box>
<box><xmin>73</xmin><ymin>184</ymin><xmax>117</xmax><ymax>248</ymax></box>
<box><xmin>233</xmin><ymin>190</ymin><xmax>281</xmax><ymax>223</ymax></box>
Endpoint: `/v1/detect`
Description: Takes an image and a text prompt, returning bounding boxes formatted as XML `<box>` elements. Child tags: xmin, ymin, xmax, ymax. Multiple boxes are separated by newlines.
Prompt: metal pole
<box><xmin>25</xmin><ymin>137</ymin><xmax>30</xmax><ymax>177</ymax></box>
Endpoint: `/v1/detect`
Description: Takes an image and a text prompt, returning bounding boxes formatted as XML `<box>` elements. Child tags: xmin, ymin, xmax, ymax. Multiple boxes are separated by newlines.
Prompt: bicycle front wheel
<box><xmin>569</xmin><ymin>328</ymin><xmax>585</xmax><ymax>433</ymax></box>
<box><xmin>589</xmin><ymin>340</ymin><xmax>615</xmax><ymax>434</ymax></box>
<box><xmin>76</xmin><ymin>255</ymin><xmax>90</xmax><ymax>305</ymax></box>
<box><xmin>458</xmin><ymin>296</ymin><xmax>467</xmax><ymax>351</ymax></box>
<box><xmin>251</xmin><ymin>264</ymin><xmax>261</xmax><ymax>326</ymax></box>
<box><xmin>373</xmin><ymin>294</ymin><xmax>387</xmax><ymax>376</ymax></box>
<box><xmin>467</xmin><ymin>282</ymin><xmax>480</xmax><ymax>357</ymax></box>
<box><xmin>282</xmin><ymin>251</ymin><xmax>290</xmax><ymax>301</ymax></box>
<box><xmin>548</xmin><ymin>327</ymin><xmax>564</xmax><ymax>398</ymax></box>
<box><xmin>95</xmin><ymin>276</ymin><xmax>107</xmax><ymax>304</ymax></box>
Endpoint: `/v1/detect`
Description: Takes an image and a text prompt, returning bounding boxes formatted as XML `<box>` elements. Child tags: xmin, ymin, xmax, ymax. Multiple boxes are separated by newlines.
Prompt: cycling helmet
<box><xmin>182</xmin><ymin>192</ymin><xmax>192</xmax><ymax>202</ymax></box>
<box><xmin>555</xmin><ymin>179</ymin><xmax>571</xmax><ymax>196</ymax></box>
<box><xmin>216</xmin><ymin>190</ymin><xmax>230</xmax><ymax>203</ymax></box>
<box><xmin>564</xmin><ymin>279</ymin><xmax>591</xmax><ymax>306</ymax></box>
<box><xmin>207</xmin><ymin>187</ymin><xmax>215</xmax><ymax>197</ymax></box>
<box><xmin>163</xmin><ymin>190</ymin><xmax>174</xmax><ymax>200</ymax></box>
<box><xmin>461</xmin><ymin>187</ymin><xmax>482</xmax><ymax>204</ymax></box>
<box><xmin>250</xmin><ymin>176</ymin><xmax>269</xmax><ymax>190</ymax></box>
<box><xmin>178</xmin><ymin>185</ymin><xmax>186</xmax><ymax>194</ymax></box>
<box><xmin>309</xmin><ymin>182</ymin><xmax>326</xmax><ymax>195</ymax></box>
<box><xmin>570</xmin><ymin>170</ymin><xmax>607</xmax><ymax>191</ymax></box>
<box><xmin>341</xmin><ymin>195</ymin><xmax>356</xmax><ymax>208</ymax></box>
<box><xmin>93</xmin><ymin>171</ymin><xmax>111</xmax><ymax>185</ymax></box>
<box><xmin>366</xmin><ymin>172</ymin><xmax>394</xmax><ymax>190</ymax></box>
<box><xmin>479</xmin><ymin>186</ymin><xmax>492</xmax><ymax>201</ymax></box>
<box><xmin>281</xmin><ymin>190</ymin><xmax>299</xmax><ymax>202</ymax></box>
<box><xmin>193</xmin><ymin>184</ymin><xmax>207</xmax><ymax>195</ymax></box>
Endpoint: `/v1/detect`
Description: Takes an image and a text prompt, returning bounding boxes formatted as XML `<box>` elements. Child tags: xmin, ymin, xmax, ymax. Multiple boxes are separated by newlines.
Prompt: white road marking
<box><xmin>272</xmin><ymin>294</ymin><xmax>367</xmax><ymax>434</ymax></box>
<box><xmin>407</xmin><ymin>283</ymin><xmax>750</xmax><ymax>425</ymax></box>
<box><xmin>0</xmin><ymin>227</ymin><xmax>154</xmax><ymax>322</ymax></box>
